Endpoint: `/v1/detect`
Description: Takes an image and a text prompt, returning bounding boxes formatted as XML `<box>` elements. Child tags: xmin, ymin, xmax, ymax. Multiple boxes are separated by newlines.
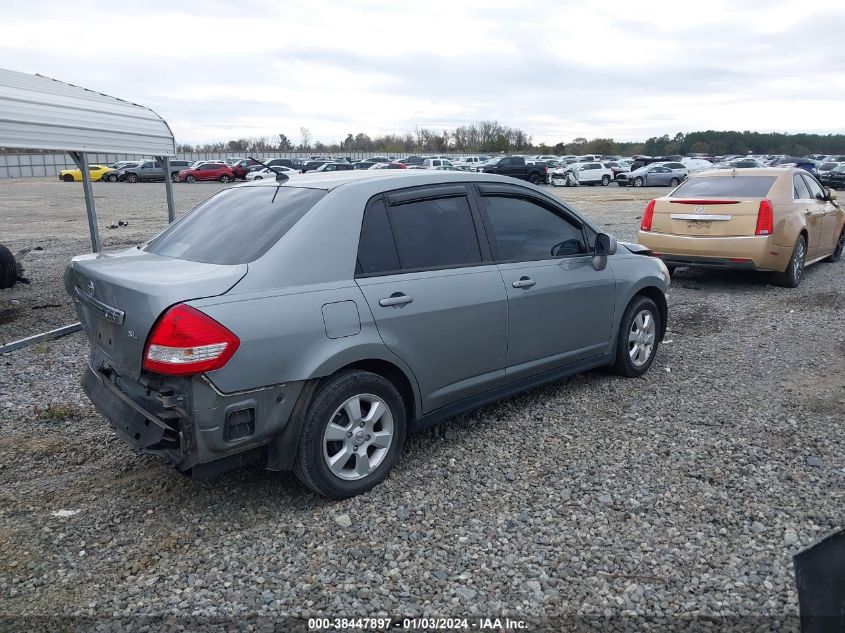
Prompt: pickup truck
<box><xmin>120</xmin><ymin>160</ymin><xmax>192</xmax><ymax>183</ymax></box>
<box><xmin>479</xmin><ymin>156</ymin><xmax>548</xmax><ymax>184</ymax></box>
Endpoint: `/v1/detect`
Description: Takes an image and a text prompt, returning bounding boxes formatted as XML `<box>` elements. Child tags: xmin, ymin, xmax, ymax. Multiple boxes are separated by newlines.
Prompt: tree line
<box><xmin>1</xmin><ymin>122</ymin><xmax>826</xmax><ymax>158</ymax></box>
<box><xmin>3</xmin><ymin>125</ymin><xmax>843</xmax><ymax>157</ymax></box>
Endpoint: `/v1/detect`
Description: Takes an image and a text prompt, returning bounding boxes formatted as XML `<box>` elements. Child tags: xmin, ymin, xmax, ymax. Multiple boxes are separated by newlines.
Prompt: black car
<box><xmin>300</xmin><ymin>160</ymin><xmax>331</xmax><ymax>173</ymax></box>
<box><xmin>823</xmin><ymin>166</ymin><xmax>845</xmax><ymax>190</ymax></box>
<box><xmin>397</xmin><ymin>155</ymin><xmax>424</xmax><ymax>166</ymax></box>
<box><xmin>248</xmin><ymin>158</ymin><xmax>295</xmax><ymax>173</ymax></box>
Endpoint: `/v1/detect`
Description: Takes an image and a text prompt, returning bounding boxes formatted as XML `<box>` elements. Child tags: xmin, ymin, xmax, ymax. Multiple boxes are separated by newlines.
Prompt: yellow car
<box><xmin>58</xmin><ymin>165</ymin><xmax>111</xmax><ymax>182</ymax></box>
<box><xmin>638</xmin><ymin>167</ymin><xmax>844</xmax><ymax>287</ymax></box>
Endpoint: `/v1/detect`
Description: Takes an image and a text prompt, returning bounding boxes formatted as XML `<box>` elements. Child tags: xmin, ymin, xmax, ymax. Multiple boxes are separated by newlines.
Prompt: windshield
<box><xmin>144</xmin><ymin>186</ymin><xmax>326</xmax><ymax>264</ymax></box>
<box><xmin>671</xmin><ymin>175</ymin><xmax>777</xmax><ymax>198</ymax></box>
<box><xmin>820</xmin><ymin>162</ymin><xmax>838</xmax><ymax>170</ymax></box>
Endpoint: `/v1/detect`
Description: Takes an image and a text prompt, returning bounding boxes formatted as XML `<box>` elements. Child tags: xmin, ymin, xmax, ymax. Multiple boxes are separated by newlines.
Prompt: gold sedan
<box><xmin>638</xmin><ymin>168</ymin><xmax>844</xmax><ymax>287</ymax></box>
<box><xmin>58</xmin><ymin>164</ymin><xmax>111</xmax><ymax>182</ymax></box>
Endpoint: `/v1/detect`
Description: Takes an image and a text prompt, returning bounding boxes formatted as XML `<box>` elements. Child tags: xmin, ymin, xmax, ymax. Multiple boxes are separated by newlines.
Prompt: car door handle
<box><xmin>512</xmin><ymin>277</ymin><xmax>536</xmax><ymax>289</ymax></box>
<box><xmin>379</xmin><ymin>293</ymin><xmax>413</xmax><ymax>307</ymax></box>
<box><xmin>804</xmin><ymin>209</ymin><xmax>813</xmax><ymax>216</ymax></box>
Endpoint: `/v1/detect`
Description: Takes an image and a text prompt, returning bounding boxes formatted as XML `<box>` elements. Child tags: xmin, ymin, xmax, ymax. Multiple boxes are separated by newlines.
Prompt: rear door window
<box><xmin>793</xmin><ymin>174</ymin><xmax>812</xmax><ymax>200</ymax></box>
<box><xmin>357</xmin><ymin>199</ymin><xmax>401</xmax><ymax>275</ymax></box>
<box><xmin>386</xmin><ymin>194</ymin><xmax>482</xmax><ymax>270</ymax></box>
<box><xmin>145</xmin><ymin>186</ymin><xmax>326</xmax><ymax>264</ymax></box>
<box><xmin>671</xmin><ymin>176</ymin><xmax>777</xmax><ymax>198</ymax></box>
<box><xmin>802</xmin><ymin>175</ymin><xmax>825</xmax><ymax>199</ymax></box>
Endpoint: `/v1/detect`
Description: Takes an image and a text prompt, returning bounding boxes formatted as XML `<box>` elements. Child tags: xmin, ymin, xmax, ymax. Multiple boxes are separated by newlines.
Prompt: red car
<box><xmin>178</xmin><ymin>163</ymin><xmax>236</xmax><ymax>183</ymax></box>
<box><xmin>230</xmin><ymin>158</ymin><xmax>260</xmax><ymax>179</ymax></box>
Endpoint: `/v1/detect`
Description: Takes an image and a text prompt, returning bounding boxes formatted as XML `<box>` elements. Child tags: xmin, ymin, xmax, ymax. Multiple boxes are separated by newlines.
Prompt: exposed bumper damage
<box><xmin>82</xmin><ymin>360</ymin><xmax>307</xmax><ymax>478</ymax></box>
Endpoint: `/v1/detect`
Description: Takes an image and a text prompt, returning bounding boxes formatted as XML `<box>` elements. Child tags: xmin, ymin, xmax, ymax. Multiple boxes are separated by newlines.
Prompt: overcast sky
<box><xmin>3</xmin><ymin>0</ymin><xmax>844</xmax><ymax>145</ymax></box>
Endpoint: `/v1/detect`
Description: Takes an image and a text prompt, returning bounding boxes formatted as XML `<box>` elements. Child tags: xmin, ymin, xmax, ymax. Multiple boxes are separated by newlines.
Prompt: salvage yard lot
<box><xmin>1</xmin><ymin>177</ymin><xmax>843</xmax><ymax>624</ymax></box>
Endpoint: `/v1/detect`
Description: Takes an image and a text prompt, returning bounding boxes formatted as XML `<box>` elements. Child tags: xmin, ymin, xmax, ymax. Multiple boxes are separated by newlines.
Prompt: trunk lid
<box><xmin>651</xmin><ymin>198</ymin><xmax>762</xmax><ymax>237</ymax></box>
<box><xmin>65</xmin><ymin>248</ymin><xmax>246</xmax><ymax>378</ymax></box>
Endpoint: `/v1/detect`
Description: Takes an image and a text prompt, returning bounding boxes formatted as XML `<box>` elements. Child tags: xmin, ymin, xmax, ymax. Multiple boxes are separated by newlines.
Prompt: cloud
<box><xmin>2</xmin><ymin>0</ymin><xmax>844</xmax><ymax>145</ymax></box>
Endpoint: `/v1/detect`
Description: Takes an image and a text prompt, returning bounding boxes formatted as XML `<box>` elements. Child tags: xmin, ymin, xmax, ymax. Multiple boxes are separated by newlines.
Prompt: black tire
<box><xmin>610</xmin><ymin>295</ymin><xmax>661</xmax><ymax>377</ymax></box>
<box><xmin>294</xmin><ymin>370</ymin><xmax>407</xmax><ymax>499</ymax></box>
<box><xmin>825</xmin><ymin>225</ymin><xmax>845</xmax><ymax>263</ymax></box>
<box><xmin>617</xmin><ymin>182</ymin><xmax>626</xmax><ymax>187</ymax></box>
<box><xmin>126</xmin><ymin>173</ymin><xmax>138</xmax><ymax>183</ymax></box>
<box><xmin>669</xmin><ymin>177</ymin><xmax>680</xmax><ymax>187</ymax></box>
<box><xmin>254</xmin><ymin>176</ymin><xmax>263</xmax><ymax>180</ymax></box>
<box><xmin>776</xmin><ymin>234</ymin><xmax>806</xmax><ymax>288</ymax></box>
<box><xmin>220</xmin><ymin>175</ymin><xmax>231</xmax><ymax>183</ymax></box>
<box><xmin>633</xmin><ymin>177</ymin><xmax>644</xmax><ymax>187</ymax></box>
<box><xmin>0</xmin><ymin>244</ymin><xmax>17</xmax><ymax>290</ymax></box>
<box><xmin>528</xmin><ymin>172</ymin><xmax>541</xmax><ymax>185</ymax></box>
<box><xmin>62</xmin><ymin>174</ymin><xmax>75</xmax><ymax>182</ymax></box>
<box><xmin>107</xmin><ymin>174</ymin><xmax>118</xmax><ymax>182</ymax></box>
<box><xmin>171</xmin><ymin>172</ymin><xmax>181</xmax><ymax>183</ymax></box>
<box><xmin>185</xmin><ymin>175</ymin><xmax>195</xmax><ymax>183</ymax></box>
<box><xmin>601</xmin><ymin>175</ymin><xmax>610</xmax><ymax>186</ymax></box>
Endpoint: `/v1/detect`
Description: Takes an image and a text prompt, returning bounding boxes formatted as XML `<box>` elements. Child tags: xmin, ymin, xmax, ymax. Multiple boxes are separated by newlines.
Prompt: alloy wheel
<box><xmin>322</xmin><ymin>394</ymin><xmax>394</xmax><ymax>481</ymax></box>
<box><xmin>628</xmin><ymin>310</ymin><xmax>656</xmax><ymax>367</ymax></box>
<box><xmin>793</xmin><ymin>238</ymin><xmax>805</xmax><ymax>282</ymax></box>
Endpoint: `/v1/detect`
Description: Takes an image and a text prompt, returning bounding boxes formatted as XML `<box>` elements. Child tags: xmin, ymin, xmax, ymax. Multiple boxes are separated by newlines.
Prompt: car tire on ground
<box><xmin>294</xmin><ymin>370</ymin><xmax>407</xmax><ymax>499</ymax></box>
<box><xmin>610</xmin><ymin>295</ymin><xmax>661</xmax><ymax>377</ymax></box>
<box><xmin>0</xmin><ymin>244</ymin><xmax>17</xmax><ymax>290</ymax></box>
<box><xmin>670</xmin><ymin>177</ymin><xmax>680</xmax><ymax>187</ymax></box>
<box><xmin>825</xmin><ymin>226</ymin><xmax>845</xmax><ymax>263</ymax></box>
<box><xmin>185</xmin><ymin>175</ymin><xmax>195</xmax><ymax>183</ymax></box>
<box><xmin>601</xmin><ymin>175</ymin><xmax>610</xmax><ymax>186</ymax></box>
<box><xmin>126</xmin><ymin>174</ymin><xmax>138</xmax><ymax>183</ymax></box>
<box><xmin>633</xmin><ymin>177</ymin><xmax>644</xmax><ymax>187</ymax></box>
<box><xmin>107</xmin><ymin>174</ymin><xmax>118</xmax><ymax>182</ymax></box>
<box><xmin>171</xmin><ymin>172</ymin><xmax>180</xmax><ymax>183</ymax></box>
<box><xmin>62</xmin><ymin>174</ymin><xmax>74</xmax><ymax>182</ymax></box>
<box><xmin>220</xmin><ymin>175</ymin><xmax>231</xmax><ymax>183</ymax></box>
<box><xmin>253</xmin><ymin>176</ymin><xmax>263</xmax><ymax>180</ymax></box>
<box><xmin>529</xmin><ymin>173</ymin><xmax>541</xmax><ymax>185</ymax></box>
<box><xmin>776</xmin><ymin>234</ymin><xmax>807</xmax><ymax>288</ymax></box>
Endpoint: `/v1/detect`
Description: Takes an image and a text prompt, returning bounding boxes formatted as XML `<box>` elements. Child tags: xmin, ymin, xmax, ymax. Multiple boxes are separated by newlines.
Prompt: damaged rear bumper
<box><xmin>81</xmin><ymin>364</ymin><xmax>306</xmax><ymax>478</ymax></box>
<box><xmin>82</xmin><ymin>364</ymin><xmax>181</xmax><ymax>451</ymax></box>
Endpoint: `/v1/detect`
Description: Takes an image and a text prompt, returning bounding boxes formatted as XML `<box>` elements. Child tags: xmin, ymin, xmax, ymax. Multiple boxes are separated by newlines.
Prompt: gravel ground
<box><xmin>1</xmin><ymin>177</ymin><xmax>843</xmax><ymax>630</ymax></box>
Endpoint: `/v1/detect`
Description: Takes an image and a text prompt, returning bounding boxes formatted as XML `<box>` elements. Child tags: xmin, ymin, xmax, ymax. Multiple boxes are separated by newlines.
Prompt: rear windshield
<box><xmin>144</xmin><ymin>186</ymin><xmax>326</xmax><ymax>264</ymax></box>
<box><xmin>670</xmin><ymin>175</ymin><xmax>777</xmax><ymax>198</ymax></box>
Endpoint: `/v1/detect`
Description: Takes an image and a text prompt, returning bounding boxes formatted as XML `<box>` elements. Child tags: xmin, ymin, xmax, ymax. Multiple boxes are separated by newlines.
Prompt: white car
<box><xmin>421</xmin><ymin>158</ymin><xmax>456</xmax><ymax>170</ymax></box>
<box><xmin>452</xmin><ymin>156</ymin><xmax>489</xmax><ymax>171</ymax></box>
<box><xmin>549</xmin><ymin>161</ymin><xmax>614</xmax><ymax>187</ymax></box>
<box><xmin>680</xmin><ymin>158</ymin><xmax>714</xmax><ymax>173</ymax></box>
<box><xmin>245</xmin><ymin>166</ymin><xmax>297</xmax><ymax>181</ymax></box>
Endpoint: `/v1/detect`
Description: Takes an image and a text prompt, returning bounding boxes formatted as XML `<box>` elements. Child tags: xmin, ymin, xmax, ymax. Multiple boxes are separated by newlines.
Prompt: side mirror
<box><xmin>595</xmin><ymin>233</ymin><xmax>617</xmax><ymax>256</ymax></box>
<box><xmin>827</xmin><ymin>187</ymin><xmax>838</xmax><ymax>201</ymax></box>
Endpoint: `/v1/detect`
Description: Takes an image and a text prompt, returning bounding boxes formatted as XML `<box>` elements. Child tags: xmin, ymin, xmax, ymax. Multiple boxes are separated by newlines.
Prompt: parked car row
<box><xmin>59</xmin><ymin>150</ymin><xmax>845</xmax><ymax>187</ymax></box>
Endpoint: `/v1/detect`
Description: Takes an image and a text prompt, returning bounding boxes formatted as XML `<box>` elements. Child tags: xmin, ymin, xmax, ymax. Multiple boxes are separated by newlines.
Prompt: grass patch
<box><xmin>35</xmin><ymin>403</ymin><xmax>87</xmax><ymax>421</ymax></box>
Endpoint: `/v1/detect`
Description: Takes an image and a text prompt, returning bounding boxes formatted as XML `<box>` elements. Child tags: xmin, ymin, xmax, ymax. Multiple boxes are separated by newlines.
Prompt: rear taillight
<box><xmin>755</xmin><ymin>199</ymin><xmax>774</xmax><ymax>235</ymax></box>
<box><xmin>143</xmin><ymin>304</ymin><xmax>240</xmax><ymax>376</ymax></box>
<box><xmin>641</xmin><ymin>199</ymin><xmax>656</xmax><ymax>231</ymax></box>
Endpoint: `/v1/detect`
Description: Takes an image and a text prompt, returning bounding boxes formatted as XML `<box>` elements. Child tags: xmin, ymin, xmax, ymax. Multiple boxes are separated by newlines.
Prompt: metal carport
<box><xmin>0</xmin><ymin>66</ymin><xmax>177</xmax><ymax>252</ymax></box>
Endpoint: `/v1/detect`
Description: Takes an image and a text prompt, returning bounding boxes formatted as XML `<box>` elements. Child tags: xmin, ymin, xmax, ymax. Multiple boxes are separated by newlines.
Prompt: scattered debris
<box><xmin>51</xmin><ymin>509</ymin><xmax>80</xmax><ymax>518</ymax></box>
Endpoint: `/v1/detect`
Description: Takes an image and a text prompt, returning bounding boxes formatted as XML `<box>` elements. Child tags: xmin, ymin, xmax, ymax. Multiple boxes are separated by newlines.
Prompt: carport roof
<box><xmin>0</xmin><ymin>67</ymin><xmax>176</xmax><ymax>156</ymax></box>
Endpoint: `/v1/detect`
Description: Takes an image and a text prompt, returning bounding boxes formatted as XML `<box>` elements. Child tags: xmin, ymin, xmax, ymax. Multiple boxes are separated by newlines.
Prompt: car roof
<box><xmin>237</xmin><ymin>168</ymin><xmax>533</xmax><ymax>192</ymax></box>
